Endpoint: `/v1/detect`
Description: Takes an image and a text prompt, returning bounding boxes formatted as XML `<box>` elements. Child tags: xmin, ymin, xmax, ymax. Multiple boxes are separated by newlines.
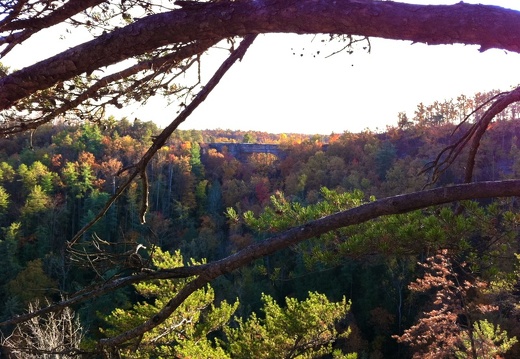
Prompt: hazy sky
<box><xmin>4</xmin><ymin>0</ymin><xmax>520</xmax><ymax>135</ymax></box>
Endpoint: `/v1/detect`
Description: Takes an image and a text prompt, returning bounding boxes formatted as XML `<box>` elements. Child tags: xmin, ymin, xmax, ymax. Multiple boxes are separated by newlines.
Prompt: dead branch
<box><xmin>140</xmin><ymin>168</ymin><xmax>149</xmax><ymax>224</ymax></box>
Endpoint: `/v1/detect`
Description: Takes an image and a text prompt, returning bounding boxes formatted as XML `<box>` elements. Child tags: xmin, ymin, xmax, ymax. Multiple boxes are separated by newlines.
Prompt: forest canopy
<box><xmin>1</xmin><ymin>0</ymin><xmax>520</xmax><ymax>358</ymax></box>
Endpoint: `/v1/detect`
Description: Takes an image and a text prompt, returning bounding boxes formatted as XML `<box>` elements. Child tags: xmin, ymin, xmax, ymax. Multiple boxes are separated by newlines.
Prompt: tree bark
<box><xmin>1</xmin><ymin>0</ymin><xmax>520</xmax><ymax>110</ymax></box>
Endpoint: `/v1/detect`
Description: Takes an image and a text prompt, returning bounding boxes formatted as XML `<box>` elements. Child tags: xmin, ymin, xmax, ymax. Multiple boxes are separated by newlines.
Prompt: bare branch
<box><xmin>424</xmin><ymin>86</ymin><xmax>520</xmax><ymax>184</ymax></box>
<box><xmin>464</xmin><ymin>87</ymin><xmax>520</xmax><ymax>182</ymax></box>
<box><xmin>68</xmin><ymin>34</ymin><xmax>257</xmax><ymax>246</ymax></box>
<box><xmin>139</xmin><ymin>168</ymin><xmax>149</xmax><ymax>224</ymax></box>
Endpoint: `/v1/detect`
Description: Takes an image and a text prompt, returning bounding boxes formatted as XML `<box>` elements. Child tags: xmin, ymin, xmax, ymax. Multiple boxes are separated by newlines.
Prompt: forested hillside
<box><xmin>1</xmin><ymin>90</ymin><xmax>520</xmax><ymax>358</ymax></box>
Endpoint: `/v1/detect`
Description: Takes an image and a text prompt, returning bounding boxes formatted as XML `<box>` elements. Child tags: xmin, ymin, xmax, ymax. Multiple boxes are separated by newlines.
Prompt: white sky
<box><xmin>4</xmin><ymin>0</ymin><xmax>520</xmax><ymax>135</ymax></box>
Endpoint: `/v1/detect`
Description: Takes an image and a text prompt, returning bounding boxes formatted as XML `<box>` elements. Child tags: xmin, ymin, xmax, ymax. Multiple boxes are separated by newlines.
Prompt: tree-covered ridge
<box><xmin>0</xmin><ymin>87</ymin><xmax>519</xmax><ymax>356</ymax></box>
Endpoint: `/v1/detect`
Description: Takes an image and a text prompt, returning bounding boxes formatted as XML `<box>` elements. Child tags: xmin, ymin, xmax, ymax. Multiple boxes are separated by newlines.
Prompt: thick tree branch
<box><xmin>1</xmin><ymin>1</ymin><xmax>520</xmax><ymax>110</ymax></box>
<box><xmin>3</xmin><ymin>180</ymin><xmax>520</xmax><ymax>342</ymax></box>
<box><xmin>99</xmin><ymin>179</ymin><xmax>520</xmax><ymax>349</ymax></box>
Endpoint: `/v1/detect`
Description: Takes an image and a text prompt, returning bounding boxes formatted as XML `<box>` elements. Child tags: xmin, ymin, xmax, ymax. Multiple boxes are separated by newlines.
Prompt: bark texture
<box><xmin>1</xmin><ymin>0</ymin><xmax>520</xmax><ymax>110</ymax></box>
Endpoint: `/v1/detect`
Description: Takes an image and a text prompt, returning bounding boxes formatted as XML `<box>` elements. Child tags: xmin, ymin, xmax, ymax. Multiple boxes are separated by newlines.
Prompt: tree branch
<box><xmin>0</xmin><ymin>39</ymin><xmax>218</xmax><ymax>135</ymax></box>
<box><xmin>68</xmin><ymin>34</ymin><xmax>257</xmax><ymax>246</ymax></box>
<box><xmin>1</xmin><ymin>1</ymin><xmax>520</xmax><ymax>110</ymax></box>
<box><xmin>0</xmin><ymin>265</ymin><xmax>202</xmax><ymax>328</ymax></box>
<box><xmin>463</xmin><ymin>87</ymin><xmax>520</xmax><ymax>182</ymax></box>
<box><xmin>3</xmin><ymin>180</ymin><xmax>520</xmax><ymax>342</ymax></box>
<box><xmin>98</xmin><ymin>179</ymin><xmax>520</xmax><ymax>349</ymax></box>
<box><xmin>425</xmin><ymin>86</ymin><xmax>520</xmax><ymax>184</ymax></box>
<box><xmin>1</xmin><ymin>0</ymin><xmax>105</xmax><ymax>32</ymax></box>
<box><xmin>0</xmin><ymin>0</ymin><xmax>106</xmax><ymax>57</ymax></box>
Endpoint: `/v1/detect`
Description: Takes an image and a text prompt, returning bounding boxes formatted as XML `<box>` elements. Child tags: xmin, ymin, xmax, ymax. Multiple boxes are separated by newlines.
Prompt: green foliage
<box><xmin>0</xmin><ymin>185</ymin><xmax>9</xmax><ymax>214</ymax></box>
<box><xmin>101</xmin><ymin>248</ymin><xmax>238</xmax><ymax>358</ymax></box>
<box><xmin>240</xmin><ymin>188</ymin><xmax>367</xmax><ymax>234</ymax></box>
<box><xmin>456</xmin><ymin>320</ymin><xmax>518</xmax><ymax>359</ymax></box>
<box><xmin>6</xmin><ymin>259</ymin><xmax>57</xmax><ymax>307</ymax></box>
<box><xmin>225</xmin><ymin>292</ymin><xmax>354</xmax><ymax>359</ymax></box>
<box><xmin>236</xmin><ymin>189</ymin><xmax>518</xmax><ymax>273</ymax></box>
<box><xmin>242</xmin><ymin>132</ymin><xmax>256</xmax><ymax>143</ymax></box>
<box><xmin>61</xmin><ymin>160</ymin><xmax>94</xmax><ymax>198</ymax></box>
<box><xmin>21</xmin><ymin>185</ymin><xmax>51</xmax><ymax>216</ymax></box>
<box><xmin>375</xmin><ymin>141</ymin><xmax>396</xmax><ymax>180</ymax></box>
<box><xmin>0</xmin><ymin>226</ymin><xmax>22</xmax><ymax>308</ymax></box>
<box><xmin>77</xmin><ymin>123</ymin><xmax>104</xmax><ymax>156</ymax></box>
<box><xmin>0</xmin><ymin>161</ymin><xmax>15</xmax><ymax>183</ymax></box>
<box><xmin>102</xmin><ymin>249</ymin><xmax>355</xmax><ymax>358</ymax></box>
<box><xmin>189</xmin><ymin>142</ymin><xmax>205</xmax><ymax>179</ymax></box>
<box><xmin>18</xmin><ymin>161</ymin><xmax>56</xmax><ymax>194</ymax></box>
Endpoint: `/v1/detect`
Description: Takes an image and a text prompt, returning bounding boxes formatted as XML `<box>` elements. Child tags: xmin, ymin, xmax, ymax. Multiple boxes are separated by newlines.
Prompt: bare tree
<box><xmin>1</xmin><ymin>301</ymin><xmax>83</xmax><ymax>358</ymax></box>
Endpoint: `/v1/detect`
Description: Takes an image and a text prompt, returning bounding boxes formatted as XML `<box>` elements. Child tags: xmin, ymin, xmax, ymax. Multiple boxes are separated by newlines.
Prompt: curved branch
<box><xmin>425</xmin><ymin>86</ymin><xmax>520</xmax><ymax>184</ymax></box>
<box><xmin>0</xmin><ymin>0</ymin><xmax>106</xmax><ymax>56</ymax></box>
<box><xmin>422</xmin><ymin>92</ymin><xmax>506</xmax><ymax>184</ymax></box>
<box><xmin>1</xmin><ymin>1</ymin><xmax>520</xmax><ymax>110</ymax></box>
<box><xmin>464</xmin><ymin>87</ymin><xmax>520</xmax><ymax>182</ymax></box>
<box><xmin>99</xmin><ymin>179</ymin><xmax>520</xmax><ymax>349</ymax></box>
